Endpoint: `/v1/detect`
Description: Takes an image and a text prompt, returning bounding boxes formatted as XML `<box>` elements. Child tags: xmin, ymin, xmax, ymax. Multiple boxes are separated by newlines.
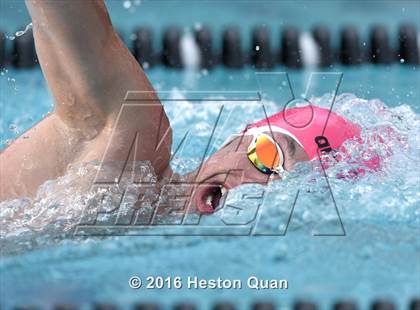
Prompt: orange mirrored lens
<box><xmin>255</xmin><ymin>135</ymin><xmax>280</xmax><ymax>169</ymax></box>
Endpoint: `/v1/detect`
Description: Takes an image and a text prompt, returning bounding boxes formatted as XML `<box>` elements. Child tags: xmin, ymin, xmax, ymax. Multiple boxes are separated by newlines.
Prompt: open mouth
<box><xmin>195</xmin><ymin>184</ymin><xmax>228</xmax><ymax>214</ymax></box>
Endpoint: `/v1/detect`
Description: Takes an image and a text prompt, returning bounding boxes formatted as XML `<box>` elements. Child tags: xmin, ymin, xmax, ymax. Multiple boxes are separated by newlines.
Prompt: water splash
<box><xmin>1</xmin><ymin>94</ymin><xmax>419</xmax><ymax>253</ymax></box>
<box><xmin>0</xmin><ymin>161</ymin><xmax>160</xmax><ymax>253</ymax></box>
<box><xmin>5</xmin><ymin>23</ymin><xmax>32</xmax><ymax>41</ymax></box>
<box><xmin>167</xmin><ymin>91</ymin><xmax>419</xmax><ymax>225</ymax></box>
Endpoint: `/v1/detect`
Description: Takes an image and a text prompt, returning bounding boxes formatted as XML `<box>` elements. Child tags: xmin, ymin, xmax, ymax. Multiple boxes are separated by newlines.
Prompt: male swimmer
<box><xmin>0</xmin><ymin>1</ymin><xmax>369</xmax><ymax>215</ymax></box>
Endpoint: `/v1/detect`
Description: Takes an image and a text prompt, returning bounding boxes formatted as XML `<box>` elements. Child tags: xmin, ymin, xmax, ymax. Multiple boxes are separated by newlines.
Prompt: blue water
<box><xmin>1</xmin><ymin>66</ymin><xmax>419</xmax><ymax>148</ymax></box>
<box><xmin>1</xmin><ymin>1</ymin><xmax>420</xmax><ymax>309</ymax></box>
<box><xmin>1</xmin><ymin>67</ymin><xmax>419</xmax><ymax>309</ymax></box>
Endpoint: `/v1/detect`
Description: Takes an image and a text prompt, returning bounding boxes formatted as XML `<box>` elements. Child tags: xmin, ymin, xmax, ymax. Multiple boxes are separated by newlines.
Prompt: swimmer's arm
<box><xmin>25</xmin><ymin>0</ymin><xmax>160</xmax><ymax>131</ymax></box>
<box><xmin>0</xmin><ymin>1</ymin><xmax>171</xmax><ymax>201</ymax></box>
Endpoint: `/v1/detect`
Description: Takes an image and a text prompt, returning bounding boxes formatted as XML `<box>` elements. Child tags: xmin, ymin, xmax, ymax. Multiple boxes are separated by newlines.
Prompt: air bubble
<box><xmin>201</xmin><ymin>69</ymin><xmax>208</xmax><ymax>76</ymax></box>
<box><xmin>194</xmin><ymin>23</ymin><xmax>203</xmax><ymax>31</ymax></box>
<box><xmin>9</xmin><ymin>124</ymin><xmax>18</xmax><ymax>133</ymax></box>
<box><xmin>123</xmin><ymin>0</ymin><xmax>131</xmax><ymax>9</ymax></box>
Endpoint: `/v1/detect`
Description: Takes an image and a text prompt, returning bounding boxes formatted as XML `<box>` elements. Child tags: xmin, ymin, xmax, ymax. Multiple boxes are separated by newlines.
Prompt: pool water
<box><xmin>1</xmin><ymin>66</ymin><xmax>419</xmax><ymax>148</ymax></box>
<box><xmin>1</xmin><ymin>0</ymin><xmax>420</xmax><ymax>309</ymax></box>
<box><xmin>1</xmin><ymin>65</ymin><xmax>419</xmax><ymax>309</ymax></box>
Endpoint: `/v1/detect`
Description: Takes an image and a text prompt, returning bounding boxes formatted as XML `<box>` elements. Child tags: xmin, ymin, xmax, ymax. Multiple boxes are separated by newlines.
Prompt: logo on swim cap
<box><xmin>315</xmin><ymin>135</ymin><xmax>332</xmax><ymax>154</ymax></box>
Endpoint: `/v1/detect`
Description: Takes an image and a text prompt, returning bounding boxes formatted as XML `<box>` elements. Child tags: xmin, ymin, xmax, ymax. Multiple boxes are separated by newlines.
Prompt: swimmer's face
<box><xmin>188</xmin><ymin>133</ymin><xmax>309</xmax><ymax>213</ymax></box>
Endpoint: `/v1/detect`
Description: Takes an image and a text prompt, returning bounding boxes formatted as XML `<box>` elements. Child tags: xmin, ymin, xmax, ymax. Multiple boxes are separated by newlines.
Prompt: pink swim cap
<box><xmin>247</xmin><ymin>105</ymin><xmax>361</xmax><ymax>160</ymax></box>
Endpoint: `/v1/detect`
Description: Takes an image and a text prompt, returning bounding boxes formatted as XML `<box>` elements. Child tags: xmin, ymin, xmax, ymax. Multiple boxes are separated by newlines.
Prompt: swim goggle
<box><xmin>247</xmin><ymin>132</ymin><xmax>285</xmax><ymax>175</ymax></box>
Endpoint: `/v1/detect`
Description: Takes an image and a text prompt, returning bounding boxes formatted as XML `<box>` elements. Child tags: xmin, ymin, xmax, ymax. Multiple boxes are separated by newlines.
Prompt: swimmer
<box><xmin>189</xmin><ymin>105</ymin><xmax>378</xmax><ymax>213</ymax></box>
<box><xmin>0</xmin><ymin>1</ymin><xmax>371</xmax><ymax>214</ymax></box>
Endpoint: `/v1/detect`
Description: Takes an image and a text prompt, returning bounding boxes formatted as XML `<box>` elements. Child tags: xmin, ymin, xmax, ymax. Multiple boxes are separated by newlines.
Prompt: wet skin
<box><xmin>0</xmin><ymin>1</ymin><xmax>310</xmax><ymax>216</ymax></box>
<box><xmin>187</xmin><ymin>133</ymin><xmax>309</xmax><ymax>213</ymax></box>
<box><xmin>0</xmin><ymin>0</ymin><xmax>171</xmax><ymax>200</ymax></box>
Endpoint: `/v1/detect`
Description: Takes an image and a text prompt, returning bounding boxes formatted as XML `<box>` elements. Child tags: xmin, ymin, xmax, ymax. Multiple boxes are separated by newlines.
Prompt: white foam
<box><xmin>1</xmin><ymin>94</ymin><xmax>419</xmax><ymax>253</ymax></box>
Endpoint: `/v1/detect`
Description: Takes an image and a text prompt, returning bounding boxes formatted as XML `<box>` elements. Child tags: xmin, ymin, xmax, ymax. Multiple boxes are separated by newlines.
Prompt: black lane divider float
<box><xmin>162</xmin><ymin>26</ymin><xmax>183</xmax><ymax>68</ymax></box>
<box><xmin>399</xmin><ymin>24</ymin><xmax>419</xmax><ymax>64</ymax></box>
<box><xmin>313</xmin><ymin>25</ymin><xmax>333</xmax><ymax>67</ymax></box>
<box><xmin>0</xmin><ymin>24</ymin><xmax>418</xmax><ymax>69</ymax></box>
<box><xmin>10</xmin><ymin>28</ymin><xmax>38</xmax><ymax>68</ymax></box>
<box><xmin>281</xmin><ymin>26</ymin><xmax>302</xmax><ymax>68</ymax></box>
<box><xmin>0</xmin><ymin>31</ymin><xmax>5</xmax><ymax>68</ymax></box>
<box><xmin>340</xmin><ymin>26</ymin><xmax>364</xmax><ymax>65</ymax></box>
<box><xmin>11</xmin><ymin>298</ymin><xmax>420</xmax><ymax>310</ymax></box>
<box><xmin>371</xmin><ymin>25</ymin><xmax>393</xmax><ymax>64</ymax></box>
<box><xmin>251</xmin><ymin>25</ymin><xmax>275</xmax><ymax>69</ymax></box>
<box><xmin>222</xmin><ymin>26</ymin><xmax>244</xmax><ymax>69</ymax></box>
<box><xmin>195</xmin><ymin>26</ymin><xmax>214</xmax><ymax>69</ymax></box>
<box><xmin>133</xmin><ymin>27</ymin><xmax>155</xmax><ymax>68</ymax></box>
